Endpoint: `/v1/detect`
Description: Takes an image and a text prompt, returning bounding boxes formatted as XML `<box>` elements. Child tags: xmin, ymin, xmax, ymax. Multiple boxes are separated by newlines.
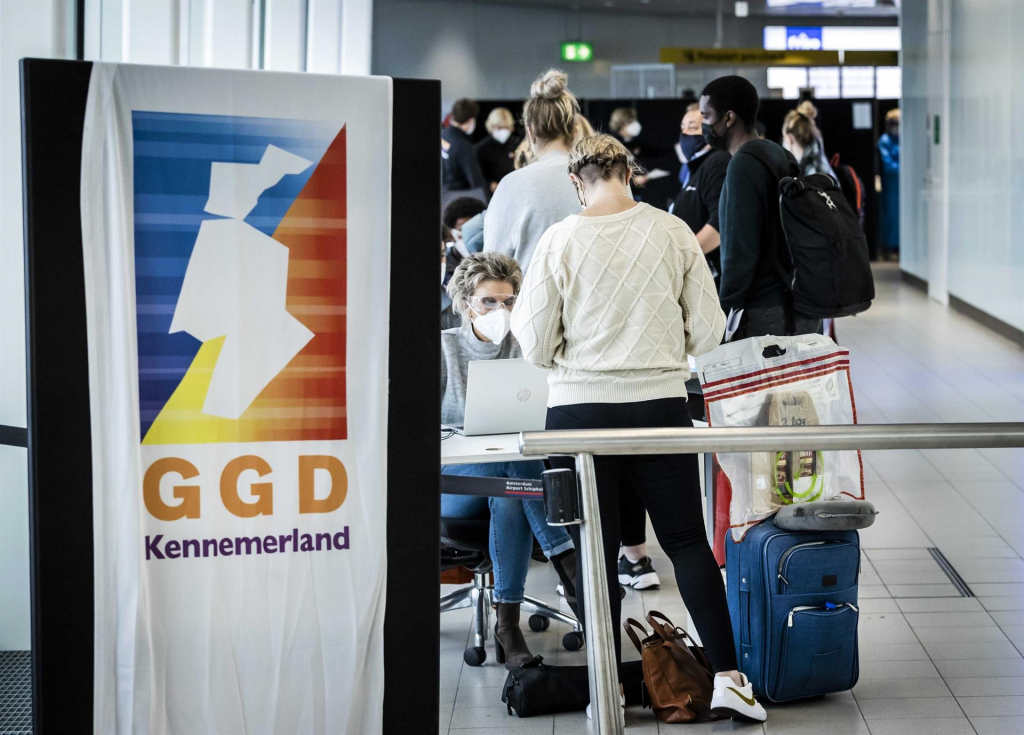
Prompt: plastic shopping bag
<box><xmin>695</xmin><ymin>334</ymin><xmax>865</xmax><ymax>542</ymax></box>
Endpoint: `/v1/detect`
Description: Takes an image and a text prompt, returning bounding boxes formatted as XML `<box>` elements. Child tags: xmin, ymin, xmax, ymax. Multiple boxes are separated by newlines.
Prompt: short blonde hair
<box><xmin>485</xmin><ymin>107</ymin><xmax>515</xmax><ymax>133</ymax></box>
<box><xmin>885</xmin><ymin>108</ymin><xmax>901</xmax><ymax>123</ymax></box>
<box><xmin>522</xmin><ymin>69</ymin><xmax>579</xmax><ymax>148</ymax></box>
<box><xmin>568</xmin><ymin>133</ymin><xmax>645</xmax><ymax>185</ymax></box>
<box><xmin>609</xmin><ymin>107</ymin><xmax>637</xmax><ymax>134</ymax></box>
<box><xmin>446</xmin><ymin>252</ymin><xmax>523</xmax><ymax>322</ymax></box>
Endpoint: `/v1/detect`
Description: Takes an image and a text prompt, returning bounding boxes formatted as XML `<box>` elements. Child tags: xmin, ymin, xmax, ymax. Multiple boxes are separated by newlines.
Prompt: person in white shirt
<box><xmin>511</xmin><ymin>133</ymin><xmax>766</xmax><ymax>723</ymax></box>
<box><xmin>483</xmin><ymin>69</ymin><xmax>582</xmax><ymax>272</ymax></box>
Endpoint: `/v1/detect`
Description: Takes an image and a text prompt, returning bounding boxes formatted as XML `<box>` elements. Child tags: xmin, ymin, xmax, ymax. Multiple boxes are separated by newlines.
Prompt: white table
<box><xmin>440</xmin><ymin>431</ymin><xmax>538</xmax><ymax>466</ymax></box>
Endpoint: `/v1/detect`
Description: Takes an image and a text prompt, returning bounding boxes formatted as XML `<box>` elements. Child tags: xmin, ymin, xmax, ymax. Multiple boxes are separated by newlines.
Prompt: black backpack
<box><xmin>746</xmin><ymin>148</ymin><xmax>875</xmax><ymax>319</ymax></box>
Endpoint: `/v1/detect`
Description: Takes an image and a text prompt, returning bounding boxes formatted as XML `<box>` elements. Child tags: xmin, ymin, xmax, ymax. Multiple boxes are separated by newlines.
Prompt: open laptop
<box><xmin>461</xmin><ymin>359</ymin><xmax>550</xmax><ymax>436</ymax></box>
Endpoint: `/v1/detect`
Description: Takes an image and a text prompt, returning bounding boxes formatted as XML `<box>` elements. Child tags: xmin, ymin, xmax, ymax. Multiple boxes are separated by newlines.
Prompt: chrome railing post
<box><xmin>574</xmin><ymin>452</ymin><xmax>623</xmax><ymax>735</ymax></box>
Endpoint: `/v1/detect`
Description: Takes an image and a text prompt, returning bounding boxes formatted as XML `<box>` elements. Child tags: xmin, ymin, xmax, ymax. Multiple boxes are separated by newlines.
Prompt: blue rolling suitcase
<box><xmin>725</xmin><ymin>520</ymin><xmax>860</xmax><ymax>703</ymax></box>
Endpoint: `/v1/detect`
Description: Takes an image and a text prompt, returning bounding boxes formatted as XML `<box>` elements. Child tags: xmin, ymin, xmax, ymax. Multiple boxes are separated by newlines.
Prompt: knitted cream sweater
<box><xmin>511</xmin><ymin>202</ymin><xmax>726</xmax><ymax>407</ymax></box>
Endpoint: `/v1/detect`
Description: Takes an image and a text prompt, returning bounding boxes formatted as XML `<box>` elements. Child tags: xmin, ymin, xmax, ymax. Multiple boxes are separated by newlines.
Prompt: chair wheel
<box><xmin>463</xmin><ymin>646</ymin><xmax>487</xmax><ymax>666</ymax></box>
<box><xmin>562</xmin><ymin>631</ymin><xmax>585</xmax><ymax>651</ymax></box>
<box><xmin>528</xmin><ymin>615</ymin><xmax>551</xmax><ymax>632</ymax></box>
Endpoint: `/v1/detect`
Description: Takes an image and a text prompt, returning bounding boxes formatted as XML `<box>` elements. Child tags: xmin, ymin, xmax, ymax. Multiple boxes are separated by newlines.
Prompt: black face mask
<box><xmin>702</xmin><ymin>121</ymin><xmax>725</xmax><ymax>150</ymax></box>
<box><xmin>679</xmin><ymin>133</ymin><xmax>706</xmax><ymax>161</ymax></box>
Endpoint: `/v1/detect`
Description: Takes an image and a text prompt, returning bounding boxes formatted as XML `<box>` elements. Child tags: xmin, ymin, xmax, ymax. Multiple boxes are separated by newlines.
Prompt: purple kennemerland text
<box><xmin>145</xmin><ymin>527</ymin><xmax>350</xmax><ymax>560</ymax></box>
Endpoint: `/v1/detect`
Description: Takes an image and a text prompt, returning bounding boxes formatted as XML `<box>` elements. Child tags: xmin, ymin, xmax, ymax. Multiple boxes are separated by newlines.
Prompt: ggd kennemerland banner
<box><xmin>79</xmin><ymin>63</ymin><xmax>392</xmax><ymax>734</ymax></box>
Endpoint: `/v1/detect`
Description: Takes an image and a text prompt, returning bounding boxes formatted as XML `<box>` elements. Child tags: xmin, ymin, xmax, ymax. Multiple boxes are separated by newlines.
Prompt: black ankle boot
<box><xmin>494</xmin><ymin>603</ymin><xmax>542</xmax><ymax>669</ymax></box>
<box><xmin>551</xmin><ymin>550</ymin><xmax>581</xmax><ymax>620</ymax></box>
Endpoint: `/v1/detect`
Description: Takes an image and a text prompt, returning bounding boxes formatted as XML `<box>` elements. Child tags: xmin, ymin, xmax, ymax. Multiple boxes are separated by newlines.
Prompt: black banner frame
<box><xmin>21</xmin><ymin>59</ymin><xmax>441</xmax><ymax>735</ymax></box>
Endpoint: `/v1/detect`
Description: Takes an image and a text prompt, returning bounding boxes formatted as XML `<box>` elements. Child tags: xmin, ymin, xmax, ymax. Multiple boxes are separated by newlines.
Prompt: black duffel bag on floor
<box><xmin>501</xmin><ymin>660</ymin><xmax>645</xmax><ymax>718</ymax></box>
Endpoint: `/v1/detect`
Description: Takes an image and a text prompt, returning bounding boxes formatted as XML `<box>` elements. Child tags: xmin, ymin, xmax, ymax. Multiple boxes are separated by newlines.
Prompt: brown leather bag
<box><xmin>623</xmin><ymin>611</ymin><xmax>718</xmax><ymax>724</ymax></box>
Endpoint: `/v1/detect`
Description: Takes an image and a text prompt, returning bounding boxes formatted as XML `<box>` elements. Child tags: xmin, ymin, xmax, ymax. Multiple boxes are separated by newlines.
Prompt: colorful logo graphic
<box><xmin>133</xmin><ymin>111</ymin><xmax>348</xmax><ymax>444</ymax></box>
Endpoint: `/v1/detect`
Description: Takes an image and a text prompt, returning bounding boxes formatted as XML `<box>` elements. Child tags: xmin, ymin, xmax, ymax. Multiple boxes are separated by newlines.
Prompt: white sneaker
<box><xmin>586</xmin><ymin>692</ymin><xmax>625</xmax><ymax>724</ymax></box>
<box><xmin>617</xmin><ymin>555</ymin><xmax>661</xmax><ymax>590</ymax></box>
<box><xmin>710</xmin><ymin>672</ymin><xmax>767</xmax><ymax>722</ymax></box>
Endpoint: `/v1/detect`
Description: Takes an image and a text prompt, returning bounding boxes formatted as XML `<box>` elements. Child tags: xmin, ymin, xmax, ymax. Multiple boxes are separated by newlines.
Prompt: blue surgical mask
<box><xmin>679</xmin><ymin>133</ymin><xmax>706</xmax><ymax>162</ymax></box>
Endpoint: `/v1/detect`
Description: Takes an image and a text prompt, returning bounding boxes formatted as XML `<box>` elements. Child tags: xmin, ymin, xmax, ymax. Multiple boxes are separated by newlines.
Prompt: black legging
<box><xmin>547</xmin><ymin>397</ymin><xmax>738</xmax><ymax>674</ymax></box>
<box><xmin>618</xmin><ymin>483</ymin><xmax>648</xmax><ymax>549</ymax></box>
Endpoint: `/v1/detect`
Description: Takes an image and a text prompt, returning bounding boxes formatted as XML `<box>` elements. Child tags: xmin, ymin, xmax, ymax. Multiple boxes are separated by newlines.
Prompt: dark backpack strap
<box><xmin>736</xmin><ymin>145</ymin><xmax>796</xmax><ymax>291</ymax></box>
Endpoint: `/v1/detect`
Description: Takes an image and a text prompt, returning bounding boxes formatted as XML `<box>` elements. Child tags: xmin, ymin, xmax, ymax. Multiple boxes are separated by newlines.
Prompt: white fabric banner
<box><xmin>80</xmin><ymin>63</ymin><xmax>392</xmax><ymax>734</ymax></box>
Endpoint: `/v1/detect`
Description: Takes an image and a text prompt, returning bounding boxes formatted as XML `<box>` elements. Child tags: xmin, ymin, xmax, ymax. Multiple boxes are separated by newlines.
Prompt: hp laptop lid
<box><xmin>462</xmin><ymin>359</ymin><xmax>550</xmax><ymax>437</ymax></box>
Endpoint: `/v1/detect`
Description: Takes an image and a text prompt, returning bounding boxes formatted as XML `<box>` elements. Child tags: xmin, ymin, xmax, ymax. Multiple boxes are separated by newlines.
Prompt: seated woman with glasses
<box><xmin>442</xmin><ymin>252</ymin><xmax>579</xmax><ymax>668</ymax></box>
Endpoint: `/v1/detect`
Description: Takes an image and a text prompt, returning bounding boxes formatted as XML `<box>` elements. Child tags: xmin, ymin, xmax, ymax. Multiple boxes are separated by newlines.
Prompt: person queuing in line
<box><xmin>608</xmin><ymin>107</ymin><xmax>646</xmax><ymax>181</ymax></box>
<box><xmin>702</xmin><ymin>74</ymin><xmax>823</xmax><ymax>339</ymax></box>
<box><xmin>441</xmin><ymin>98</ymin><xmax>489</xmax><ymax>198</ymax></box>
<box><xmin>511</xmin><ymin>134</ymin><xmax>766</xmax><ymax>724</ymax></box>
<box><xmin>484</xmin><ymin>69</ymin><xmax>582</xmax><ymax>272</ymax></box>
<box><xmin>440</xmin><ymin>225</ymin><xmax>461</xmax><ymax>330</ymax></box>
<box><xmin>671</xmin><ymin>101</ymin><xmax>731</xmax><ymax>289</ymax></box>
<box><xmin>610</xmin><ymin>106</ymin><xmax>643</xmax><ymax>155</ymax></box>
<box><xmin>675</xmin><ymin>102</ymin><xmax>700</xmax><ymax>190</ymax></box>
<box><xmin>442</xmin><ymin>197</ymin><xmax>487</xmax><ymax>281</ymax></box>
<box><xmin>782</xmin><ymin>100</ymin><xmax>836</xmax><ymax>180</ymax></box>
<box><xmin>475</xmin><ymin>107</ymin><xmax>518</xmax><ymax>193</ymax></box>
<box><xmin>610</xmin><ymin>106</ymin><xmax>680</xmax><ymax>210</ymax></box>
<box><xmin>442</xmin><ymin>253</ymin><xmax>580</xmax><ymax>668</ymax></box>
<box><xmin>877</xmin><ymin>107</ymin><xmax>901</xmax><ymax>261</ymax></box>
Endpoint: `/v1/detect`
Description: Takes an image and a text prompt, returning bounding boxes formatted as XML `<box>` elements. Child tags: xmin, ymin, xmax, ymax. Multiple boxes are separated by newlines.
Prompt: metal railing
<box><xmin>519</xmin><ymin>422</ymin><xmax>1024</xmax><ymax>735</ymax></box>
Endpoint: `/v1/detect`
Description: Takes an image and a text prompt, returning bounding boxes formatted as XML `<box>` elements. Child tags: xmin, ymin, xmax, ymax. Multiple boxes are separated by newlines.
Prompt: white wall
<box><xmin>898</xmin><ymin>0</ymin><xmax>929</xmax><ymax>281</ymax></box>
<box><xmin>87</xmin><ymin>0</ymin><xmax>372</xmax><ymax>72</ymax></box>
<box><xmin>0</xmin><ymin>0</ymin><xmax>72</xmax><ymax>651</ymax></box>
<box><xmin>901</xmin><ymin>0</ymin><xmax>1024</xmax><ymax>332</ymax></box>
<box><xmin>946</xmin><ymin>0</ymin><xmax>1024</xmax><ymax>330</ymax></box>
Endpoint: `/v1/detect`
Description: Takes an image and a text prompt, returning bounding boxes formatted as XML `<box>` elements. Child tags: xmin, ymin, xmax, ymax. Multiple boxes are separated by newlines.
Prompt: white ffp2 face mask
<box><xmin>473</xmin><ymin>308</ymin><xmax>512</xmax><ymax>343</ymax></box>
<box><xmin>465</xmin><ymin>120</ymin><xmax>477</xmax><ymax>136</ymax></box>
<box><xmin>492</xmin><ymin>128</ymin><xmax>512</xmax><ymax>145</ymax></box>
<box><xmin>624</xmin><ymin>121</ymin><xmax>642</xmax><ymax>138</ymax></box>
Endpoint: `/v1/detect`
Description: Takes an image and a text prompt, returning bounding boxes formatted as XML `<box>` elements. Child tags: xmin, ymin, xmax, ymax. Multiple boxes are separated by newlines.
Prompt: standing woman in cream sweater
<box><xmin>511</xmin><ymin>134</ymin><xmax>766</xmax><ymax>723</ymax></box>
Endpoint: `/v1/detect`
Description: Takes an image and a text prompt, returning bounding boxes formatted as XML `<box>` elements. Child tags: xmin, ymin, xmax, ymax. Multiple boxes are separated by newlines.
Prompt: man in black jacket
<box><xmin>671</xmin><ymin>103</ymin><xmax>730</xmax><ymax>289</ymax></box>
<box><xmin>701</xmin><ymin>75</ymin><xmax>821</xmax><ymax>339</ymax></box>
<box><xmin>441</xmin><ymin>98</ymin><xmax>488</xmax><ymax>198</ymax></box>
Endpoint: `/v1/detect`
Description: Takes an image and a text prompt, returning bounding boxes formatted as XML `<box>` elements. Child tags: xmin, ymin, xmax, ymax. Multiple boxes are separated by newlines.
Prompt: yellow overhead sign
<box><xmin>844</xmin><ymin>51</ymin><xmax>900</xmax><ymax>66</ymax></box>
<box><xmin>661</xmin><ymin>48</ymin><xmax>838</xmax><ymax>65</ymax></box>
<box><xmin>660</xmin><ymin>48</ymin><xmax>899</xmax><ymax>66</ymax></box>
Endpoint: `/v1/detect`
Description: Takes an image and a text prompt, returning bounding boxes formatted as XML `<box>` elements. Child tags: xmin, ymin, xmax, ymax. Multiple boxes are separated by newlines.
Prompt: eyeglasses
<box><xmin>469</xmin><ymin>294</ymin><xmax>517</xmax><ymax>313</ymax></box>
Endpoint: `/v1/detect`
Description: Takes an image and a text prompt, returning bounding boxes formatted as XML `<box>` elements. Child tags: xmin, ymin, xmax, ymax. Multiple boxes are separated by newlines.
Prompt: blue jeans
<box><xmin>442</xmin><ymin>461</ymin><xmax>574</xmax><ymax>603</ymax></box>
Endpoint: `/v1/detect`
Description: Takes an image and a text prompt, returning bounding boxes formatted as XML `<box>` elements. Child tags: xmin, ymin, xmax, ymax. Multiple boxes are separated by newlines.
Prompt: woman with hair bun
<box><xmin>512</xmin><ymin>134</ymin><xmax>767</xmax><ymax>723</ymax></box>
<box><xmin>483</xmin><ymin>69</ymin><xmax>584</xmax><ymax>272</ymax></box>
<box><xmin>782</xmin><ymin>100</ymin><xmax>836</xmax><ymax>179</ymax></box>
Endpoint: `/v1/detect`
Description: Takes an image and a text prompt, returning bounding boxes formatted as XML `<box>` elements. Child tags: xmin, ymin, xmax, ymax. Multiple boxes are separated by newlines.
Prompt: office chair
<box><xmin>440</xmin><ymin>517</ymin><xmax>584</xmax><ymax>666</ymax></box>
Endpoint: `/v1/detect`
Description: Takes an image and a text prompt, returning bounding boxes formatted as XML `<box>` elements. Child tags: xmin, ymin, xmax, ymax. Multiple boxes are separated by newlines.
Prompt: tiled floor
<box><xmin>439</xmin><ymin>265</ymin><xmax>1024</xmax><ymax>734</ymax></box>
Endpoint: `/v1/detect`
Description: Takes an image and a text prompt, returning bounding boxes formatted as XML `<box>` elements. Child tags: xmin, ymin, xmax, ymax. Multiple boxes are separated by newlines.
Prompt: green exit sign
<box><xmin>561</xmin><ymin>42</ymin><xmax>593</xmax><ymax>62</ymax></box>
